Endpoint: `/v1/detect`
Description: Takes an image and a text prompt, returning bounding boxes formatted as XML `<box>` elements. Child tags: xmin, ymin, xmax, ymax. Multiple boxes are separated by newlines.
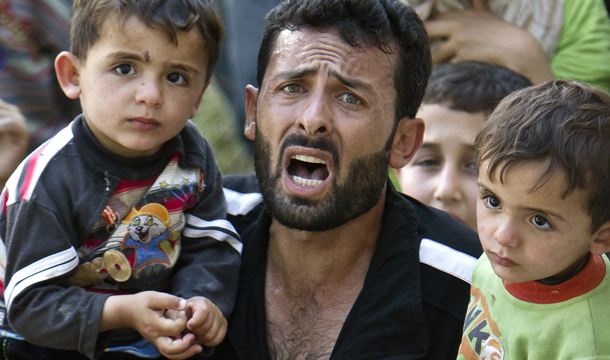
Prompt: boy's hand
<box><xmin>101</xmin><ymin>291</ymin><xmax>202</xmax><ymax>359</ymax></box>
<box><xmin>183</xmin><ymin>296</ymin><xmax>228</xmax><ymax>347</ymax></box>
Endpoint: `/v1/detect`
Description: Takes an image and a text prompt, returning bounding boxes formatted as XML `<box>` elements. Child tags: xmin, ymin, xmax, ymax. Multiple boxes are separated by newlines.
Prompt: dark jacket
<box><xmin>213</xmin><ymin>174</ymin><xmax>482</xmax><ymax>359</ymax></box>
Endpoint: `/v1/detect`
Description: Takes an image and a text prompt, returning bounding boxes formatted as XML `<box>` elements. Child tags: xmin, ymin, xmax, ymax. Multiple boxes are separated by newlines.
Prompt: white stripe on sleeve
<box><xmin>5</xmin><ymin>247</ymin><xmax>79</xmax><ymax>311</ymax></box>
<box><xmin>223</xmin><ymin>188</ymin><xmax>263</xmax><ymax>216</ymax></box>
<box><xmin>184</xmin><ymin>216</ymin><xmax>242</xmax><ymax>254</ymax></box>
<box><xmin>419</xmin><ymin>238</ymin><xmax>478</xmax><ymax>284</ymax></box>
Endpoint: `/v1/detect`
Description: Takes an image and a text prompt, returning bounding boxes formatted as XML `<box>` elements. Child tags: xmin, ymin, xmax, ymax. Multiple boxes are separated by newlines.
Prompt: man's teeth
<box><xmin>292</xmin><ymin>154</ymin><xmax>326</xmax><ymax>164</ymax></box>
<box><xmin>291</xmin><ymin>175</ymin><xmax>323</xmax><ymax>187</ymax></box>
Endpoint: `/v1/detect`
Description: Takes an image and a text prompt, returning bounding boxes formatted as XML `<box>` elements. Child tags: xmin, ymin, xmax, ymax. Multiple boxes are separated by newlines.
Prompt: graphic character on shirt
<box><xmin>121</xmin><ymin>203</ymin><xmax>179</xmax><ymax>270</ymax></box>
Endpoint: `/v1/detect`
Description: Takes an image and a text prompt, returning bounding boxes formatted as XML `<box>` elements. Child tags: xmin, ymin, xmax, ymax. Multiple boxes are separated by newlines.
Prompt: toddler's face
<box><xmin>397</xmin><ymin>103</ymin><xmax>485</xmax><ymax>230</ymax></box>
<box><xmin>71</xmin><ymin>15</ymin><xmax>209</xmax><ymax>158</ymax></box>
<box><xmin>477</xmin><ymin>159</ymin><xmax>599</xmax><ymax>283</ymax></box>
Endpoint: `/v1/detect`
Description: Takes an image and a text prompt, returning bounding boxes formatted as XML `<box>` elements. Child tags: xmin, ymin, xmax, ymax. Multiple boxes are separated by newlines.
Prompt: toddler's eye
<box><xmin>115</xmin><ymin>64</ymin><xmax>135</xmax><ymax>75</ymax></box>
<box><xmin>338</xmin><ymin>93</ymin><xmax>361</xmax><ymax>105</ymax></box>
<box><xmin>532</xmin><ymin>215</ymin><xmax>551</xmax><ymax>229</ymax></box>
<box><xmin>167</xmin><ymin>73</ymin><xmax>187</xmax><ymax>85</ymax></box>
<box><xmin>485</xmin><ymin>195</ymin><xmax>501</xmax><ymax>209</ymax></box>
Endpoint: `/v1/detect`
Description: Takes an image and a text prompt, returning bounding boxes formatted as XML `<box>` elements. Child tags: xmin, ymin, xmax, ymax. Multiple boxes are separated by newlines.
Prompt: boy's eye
<box><xmin>415</xmin><ymin>158</ymin><xmax>440</xmax><ymax>167</ymax></box>
<box><xmin>465</xmin><ymin>161</ymin><xmax>477</xmax><ymax>172</ymax></box>
<box><xmin>484</xmin><ymin>195</ymin><xmax>501</xmax><ymax>209</ymax></box>
<box><xmin>115</xmin><ymin>64</ymin><xmax>135</xmax><ymax>75</ymax></box>
<box><xmin>338</xmin><ymin>93</ymin><xmax>361</xmax><ymax>105</ymax></box>
<box><xmin>167</xmin><ymin>73</ymin><xmax>187</xmax><ymax>85</ymax></box>
<box><xmin>532</xmin><ymin>215</ymin><xmax>551</xmax><ymax>229</ymax></box>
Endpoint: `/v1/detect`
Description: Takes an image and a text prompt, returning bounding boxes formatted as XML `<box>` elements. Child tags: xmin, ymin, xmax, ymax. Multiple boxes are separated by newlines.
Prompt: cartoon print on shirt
<box><xmin>120</xmin><ymin>203</ymin><xmax>180</xmax><ymax>270</ymax></box>
<box><xmin>69</xmin><ymin>156</ymin><xmax>200</xmax><ymax>289</ymax></box>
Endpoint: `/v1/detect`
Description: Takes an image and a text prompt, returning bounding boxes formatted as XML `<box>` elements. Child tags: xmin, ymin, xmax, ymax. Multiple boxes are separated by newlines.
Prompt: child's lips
<box><xmin>490</xmin><ymin>252</ymin><xmax>517</xmax><ymax>267</ymax></box>
<box><xmin>130</xmin><ymin>117</ymin><xmax>160</xmax><ymax>130</ymax></box>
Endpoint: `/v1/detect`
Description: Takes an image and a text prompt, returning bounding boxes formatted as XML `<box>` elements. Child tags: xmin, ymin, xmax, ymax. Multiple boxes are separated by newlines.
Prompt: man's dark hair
<box><xmin>257</xmin><ymin>0</ymin><xmax>431</xmax><ymax>121</ymax></box>
<box><xmin>476</xmin><ymin>80</ymin><xmax>610</xmax><ymax>233</ymax></box>
<box><xmin>424</xmin><ymin>61</ymin><xmax>532</xmax><ymax>116</ymax></box>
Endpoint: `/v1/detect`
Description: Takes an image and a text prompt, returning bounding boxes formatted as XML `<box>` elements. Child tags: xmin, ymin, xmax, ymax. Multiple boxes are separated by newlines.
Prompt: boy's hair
<box><xmin>70</xmin><ymin>0</ymin><xmax>223</xmax><ymax>84</ymax></box>
<box><xmin>476</xmin><ymin>80</ymin><xmax>610</xmax><ymax>233</ymax></box>
<box><xmin>424</xmin><ymin>61</ymin><xmax>532</xmax><ymax>115</ymax></box>
<box><xmin>258</xmin><ymin>0</ymin><xmax>431</xmax><ymax>121</ymax></box>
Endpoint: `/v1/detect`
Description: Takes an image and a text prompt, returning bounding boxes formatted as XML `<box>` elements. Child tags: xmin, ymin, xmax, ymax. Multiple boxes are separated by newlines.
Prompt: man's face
<box><xmin>247</xmin><ymin>28</ymin><xmax>405</xmax><ymax>231</ymax></box>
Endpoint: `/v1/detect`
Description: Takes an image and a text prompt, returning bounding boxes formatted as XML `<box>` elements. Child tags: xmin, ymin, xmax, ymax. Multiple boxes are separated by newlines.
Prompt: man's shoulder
<box><xmin>391</xmin><ymin>191</ymin><xmax>482</xmax><ymax>319</ymax></box>
<box><xmin>222</xmin><ymin>174</ymin><xmax>264</xmax><ymax>234</ymax></box>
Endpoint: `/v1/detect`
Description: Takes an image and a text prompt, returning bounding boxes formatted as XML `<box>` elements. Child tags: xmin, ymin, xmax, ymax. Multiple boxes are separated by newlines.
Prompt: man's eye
<box><xmin>338</xmin><ymin>93</ymin><xmax>361</xmax><ymax>105</ymax></box>
<box><xmin>115</xmin><ymin>64</ymin><xmax>135</xmax><ymax>75</ymax></box>
<box><xmin>167</xmin><ymin>73</ymin><xmax>187</xmax><ymax>85</ymax></box>
<box><xmin>532</xmin><ymin>215</ymin><xmax>551</xmax><ymax>229</ymax></box>
<box><xmin>282</xmin><ymin>84</ymin><xmax>301</xmax><ymax>93</ymax></box>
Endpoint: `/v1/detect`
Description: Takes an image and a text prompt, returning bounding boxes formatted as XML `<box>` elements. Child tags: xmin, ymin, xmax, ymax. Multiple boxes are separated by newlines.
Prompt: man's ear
<box><xmin>55</xmin><ymin>51</ymin><xmax>82</xmax><ymax>99</ymax></box>
<box><xmin>389</xmin><ymin>117</ymin><xmax>424</xmax><ymax>169</ymax></box>
<box><xmin>244</xmin><ymin>84</ymin><xmax>259</xmax><ymax>141</ymax></box>
<box><xmin>590</xmin><ymin>221</ymin><xmax>610</xmax><ymax>255</ymax></box>
<box><xmin>189</xmin><ymin>81</ymin><xmax>211</xmax><ymax>119</ymax></box>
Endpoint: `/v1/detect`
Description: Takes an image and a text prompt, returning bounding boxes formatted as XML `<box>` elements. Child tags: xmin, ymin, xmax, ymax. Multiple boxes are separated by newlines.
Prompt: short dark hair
<box><xmin>257</xmin><ymin>0</ymin><xmax>431</xmax><ymax>121</ymax></box>
<box><xmin>71</xmin><ymin>0</ymin><xmax>223</xmax><ymax>84</ymax></box>
<box><xmin>424</xmin><ymin>61</ymin><xmax>532</xmax><ymax>116</ymax></box>
<box><xmin>476</xmin><ymin>80</ymin><xmax>610</xmax><ymax>233</ymax></box>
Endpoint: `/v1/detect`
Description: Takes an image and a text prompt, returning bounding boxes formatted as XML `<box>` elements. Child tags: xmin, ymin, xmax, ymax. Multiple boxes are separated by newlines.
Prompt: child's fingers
<box><xmin>143</xmin><ymin>291</ymin><xmax>187</xmax><ymax>312</ymax></box>
<box><xmin>184</xmin><ymin>298</ymin><xmax>211</xmax><ymax>330</ymax></box>
<box><xmin>156</xmin><ymin>333</ymin><xmax>202</xmax><ymax>360</ymax></box>
<box><xmin>200</xmin><ymin>315</ymin><xmax>227</xmax><ymax>347</ymax></box>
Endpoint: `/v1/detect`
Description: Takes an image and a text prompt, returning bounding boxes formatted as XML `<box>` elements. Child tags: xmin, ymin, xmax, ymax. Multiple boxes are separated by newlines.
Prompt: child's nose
<box><xmin>433</xmin><ymin>165</ymin><xmax>462</xmax><ymax>202</ymax></box>
<box><xmin>494</xmin><ymin>217</ymin><xmax>520</xmax><ymax>248</ymax></box>
<box><xmin>135</xmin><ymin>80</ymin><xmax>164</xmax><ymax>108</ymax></box>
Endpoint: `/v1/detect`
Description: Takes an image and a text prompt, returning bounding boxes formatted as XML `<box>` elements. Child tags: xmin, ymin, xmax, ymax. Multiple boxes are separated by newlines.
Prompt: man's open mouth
<box><xmin>287</xmin><ymin>154</ymin><xmax>330</xmax><ymax>188</ymax></box>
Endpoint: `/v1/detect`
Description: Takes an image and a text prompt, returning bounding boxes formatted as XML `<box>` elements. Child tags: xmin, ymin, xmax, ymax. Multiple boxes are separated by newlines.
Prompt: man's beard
<box><xmin>254</xmin><ymin>126</ymin><xmax>392</xmax><ymax>232</ymax></box>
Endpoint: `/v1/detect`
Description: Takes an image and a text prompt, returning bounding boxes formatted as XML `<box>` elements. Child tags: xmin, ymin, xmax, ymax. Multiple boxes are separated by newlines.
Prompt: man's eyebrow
<box><xmin>275</xmin><ymin>68</ymin><xmax>318</xmax><ymax>81</ymax></box>
<box><xmin>327</xmin><ymin>69</ymin><xmax>373</xmax><ymax>92</ymax></box>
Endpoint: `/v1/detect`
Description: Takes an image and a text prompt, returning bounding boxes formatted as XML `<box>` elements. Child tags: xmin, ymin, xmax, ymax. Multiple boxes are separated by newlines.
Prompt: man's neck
<box><xmin>264</xmin><ymin>193</ymin><xmax>386</xmax><ymax>360</ymax></box>
<box><xmin>267</xmin><ymin>192</ymin><xmax>386</xmax><ymax>286</ymax></box>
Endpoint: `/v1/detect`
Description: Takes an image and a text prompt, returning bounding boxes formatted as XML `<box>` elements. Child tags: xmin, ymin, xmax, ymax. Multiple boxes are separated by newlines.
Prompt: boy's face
<box><xmin>69</xmin><ymin>15</ymin><xmax>208</xmax><ymax>158</ymax></box>
<box><xmin>477</xmin><ymin>159</ymin><xmax>599</xmax><ymax>283</ymax></box>
<box><xmin>397</xmin><ymin>103</ymin><xmax>486</xmax><ymax>230</ymax></box>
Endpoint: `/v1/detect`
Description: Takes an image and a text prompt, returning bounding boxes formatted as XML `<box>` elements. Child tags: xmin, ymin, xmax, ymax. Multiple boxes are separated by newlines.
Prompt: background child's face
<box><xmin>477</xmin><ymin>159</ymin><xmax>599</xmax><ymax>283</ymax></box>
<box><xmin>397</xmin><ymin>103</ymin><xmax>485</xmax><ymax>230</ymax></box>
<box><xmin>69</xmin><ymin>15</ymin><xmax>208</xmax><ymax>158</ymax></box>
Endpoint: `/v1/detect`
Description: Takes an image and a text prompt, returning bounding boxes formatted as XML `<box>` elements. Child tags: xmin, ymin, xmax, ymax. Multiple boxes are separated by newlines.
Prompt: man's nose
<box><xmin>135</xmin><ymin>79</ymin><xmax>164</xmax><ymax>108</ymax></box>
<box><xmin>296</xmin><ymin>90</ymin><xmax>333</xmax><ymax>136</ymax></box>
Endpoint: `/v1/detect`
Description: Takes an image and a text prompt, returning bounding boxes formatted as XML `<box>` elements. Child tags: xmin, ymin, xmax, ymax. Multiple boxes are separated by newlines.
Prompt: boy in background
<box><xmin>0</xmin><ymin>0</ymin><xmax>241</xmax><ymax>359</ymax></box>
<box><xmin>458</xmin><ymin>80</ymin><xmax>610</xmax><ymax>359</ymax></box>
<box><xmin>397</xmin><ymin>61</ymin><xmax>531</xmax><ymax>231</ymax></box>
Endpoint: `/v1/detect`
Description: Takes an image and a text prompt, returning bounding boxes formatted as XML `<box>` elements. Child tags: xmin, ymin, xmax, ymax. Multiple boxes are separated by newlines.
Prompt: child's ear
<box><xmin>244</xmin><ymin>85</ymin><xmax>259</xmax><ymax>141</ymax></box>
<box><xmin>590</xmin><ymin>220</ymin><xmax>610</xmax><ymax>255</ymax></box>
<box><xmin>55</xmin><ymin>51</ymin><xmax>82</xmax><ymax>99</ymax></box>
<box><xmin>189</xmin><ymin>81</ymin><xmax>211</xmax><ymax>119</ymax></box>
<box><xmin>389</xmin><ymin>117</ymin><xmax>424</xmax><ymax>169</ymax></box>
